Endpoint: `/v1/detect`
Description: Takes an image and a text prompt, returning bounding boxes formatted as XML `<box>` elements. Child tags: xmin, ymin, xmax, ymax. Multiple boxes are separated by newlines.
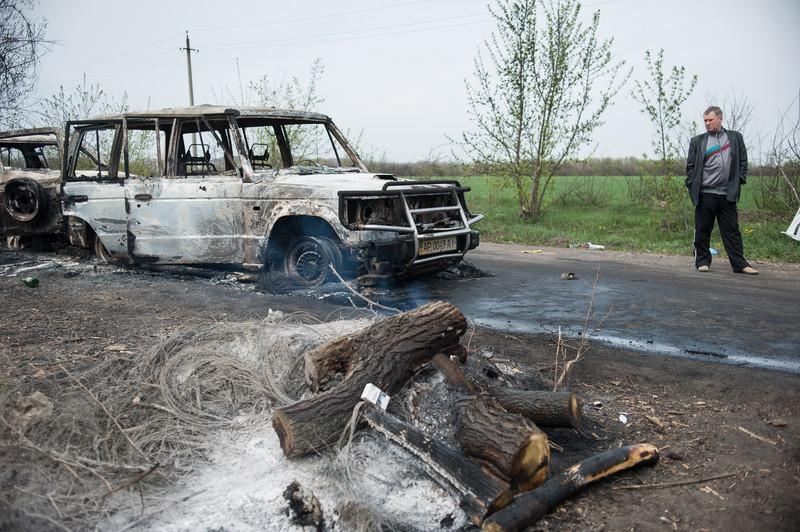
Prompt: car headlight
<box><xmin>341</xmin><ymin>196</ymin><xmax>407</xmax><ymax>229</ymax></box>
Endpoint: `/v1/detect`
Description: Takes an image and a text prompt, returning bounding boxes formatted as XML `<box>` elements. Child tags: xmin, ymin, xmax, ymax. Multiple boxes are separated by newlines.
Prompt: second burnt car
<box><xmin>0</xmin><ymin>128</ymin><xmax>63</xmax><ymax>243</ymax></box>
<box><xmin>61</xmin><ymin>106</ymin><xmax>482</xmax><ymax>284</ymax></box>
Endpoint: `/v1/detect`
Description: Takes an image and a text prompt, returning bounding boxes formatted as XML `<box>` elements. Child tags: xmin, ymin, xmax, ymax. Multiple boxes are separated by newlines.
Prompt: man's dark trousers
<box><xmin>694</xmin><ymin>192</ymin><xmax>749</xmax><ymax>271</ymax></box>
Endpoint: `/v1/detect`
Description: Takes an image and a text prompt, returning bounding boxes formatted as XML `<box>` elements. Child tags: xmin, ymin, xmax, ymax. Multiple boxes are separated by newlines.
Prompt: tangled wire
<box><xmin>0</xmin><ymin>311</ymin><xmax>370</xmax><ymax>531</ymax></box>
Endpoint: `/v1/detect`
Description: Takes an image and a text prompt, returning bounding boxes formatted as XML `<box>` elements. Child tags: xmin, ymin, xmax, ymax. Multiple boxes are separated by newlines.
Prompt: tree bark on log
<box><xmin>431</xmin><ymin>353</ymin><xmax>582</xmax><ymax>429</ymax></box>
<box><xmin>362</xmin><ymin>407</ymin><xmax>511</xmax><ymax>525</ymax></box>
<box><xmin>488</xmin><ymin>387</ymin><xmax>583</xmax><ymax>428</ymax></box>
<box><xmin>273</xmin><ymin>301</ymin><xmax>467</xmax><ymax>458</ymax></box>
<box><xmin>456</xmin><ymin>396</ymin><xmax>550</xmax><ymax>492</ymax></box>
<box><xmin>304</xmin><ymin>336</ymin><xmax>356</xmax><ymax>393</ymax></box>
<box><xmin>482</xmin><ymin>443</ymin><xmax>660</xmax><ymax>532</ymax></box>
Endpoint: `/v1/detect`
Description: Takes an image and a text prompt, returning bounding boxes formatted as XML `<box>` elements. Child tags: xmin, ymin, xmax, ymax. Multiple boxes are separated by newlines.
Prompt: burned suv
<box><xmin>1</xmin><ymin>128</ymin><xmax>63</xmax><ymax>243</ymax></box>
<box><xmin>61</xmin><ymin>106</ymin><xmax>481</xmax><ymax>284</ymax></box>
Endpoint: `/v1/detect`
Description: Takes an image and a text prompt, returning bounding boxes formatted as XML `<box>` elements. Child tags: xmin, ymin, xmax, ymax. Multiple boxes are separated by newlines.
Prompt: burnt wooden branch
<box><xmin>456</xmin><ymin>395</ymin><xmax>550</xmax><ymax>492</ymax></box>
<box><xmin>273</xmin><ymin>301</ymin><xmax>467</xmax><ymax>458</ymax></box>
<box><xmin>482</xmin><ymin>443</ymin><xmax>660</xmax><ymax>532</ymax></box>
<box><xmin>362</xmin><ymin>407</ymin><xmax>511</xmax><ymax>525</ymax></box>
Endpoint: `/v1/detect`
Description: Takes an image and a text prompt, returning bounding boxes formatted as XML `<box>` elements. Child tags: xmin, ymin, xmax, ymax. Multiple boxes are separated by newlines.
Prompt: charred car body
<box><xmin>60</xmin><ymin>106</ymin><xmax>481</xmax><ymax>284</ymax></box>
<box><xmin>1</xmin><ymin>128</ymin><xmax>63</xmax><ymax>242</ymax></box>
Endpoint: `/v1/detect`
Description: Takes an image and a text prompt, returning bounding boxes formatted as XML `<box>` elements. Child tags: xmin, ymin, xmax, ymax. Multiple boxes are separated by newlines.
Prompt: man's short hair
<box><xmin>704</xmin><ymin>106</ymin><xmax>723</xmax><ymax>118</ymax></box>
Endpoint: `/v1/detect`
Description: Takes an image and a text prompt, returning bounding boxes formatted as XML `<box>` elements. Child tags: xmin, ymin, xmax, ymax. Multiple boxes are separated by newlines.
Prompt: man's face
<box><xmin>704</xmin><ymin>112</ymin><xmax>722</xmax><ymax>133</ymax></box>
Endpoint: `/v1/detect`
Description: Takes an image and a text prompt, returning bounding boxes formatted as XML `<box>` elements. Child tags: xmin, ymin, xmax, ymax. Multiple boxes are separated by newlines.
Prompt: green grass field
<box><xmin>429</xmin><ymin>176</ymin><xmax>800</xmax><ymax>263</ymax></box>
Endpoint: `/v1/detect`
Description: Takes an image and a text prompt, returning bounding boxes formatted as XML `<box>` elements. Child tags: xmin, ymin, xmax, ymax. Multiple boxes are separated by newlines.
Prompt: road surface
<box><xmin>386</xmin><ymin>242</ymin><xmax>800</xmax><ymax>373</ymax></box>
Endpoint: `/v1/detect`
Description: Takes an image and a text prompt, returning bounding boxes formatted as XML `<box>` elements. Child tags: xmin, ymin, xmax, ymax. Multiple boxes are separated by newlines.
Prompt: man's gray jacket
<box><xmin>685</xmin><ymin>129</ymin><xmax>748</xmax><ymax>206</ymax></box>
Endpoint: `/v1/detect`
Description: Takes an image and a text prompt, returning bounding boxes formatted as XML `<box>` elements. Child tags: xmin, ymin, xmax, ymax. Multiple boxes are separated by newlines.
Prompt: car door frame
<box><xmin>60</xmin><ymin>120</ymin><xmax>129</xmax><ymax>255</ymax></box>
<box><xmin>124</xmin><ymin>113</ymin><xmax>250</xmax><ymax>266</ymax></box>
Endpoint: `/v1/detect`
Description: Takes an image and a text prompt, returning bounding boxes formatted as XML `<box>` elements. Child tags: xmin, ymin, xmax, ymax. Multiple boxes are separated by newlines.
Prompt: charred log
<box><xmin>431</xmin><ymin>353</ymin><xmax>550</xmax><ymax>492</ymax></box>
<box><xmin>456</xmin><ymin>395</ymin><xmax>550</xmax><ymax>492</ymax></box>
<box><xmin>304</xmin><ymin>335</ymin><xmax>355</xmax><ymax>393</ymax></box>
<box><xmin>431</xmin><ymin>352</ymin><xmax>477</xmax><ymax>393</ymax></box>
<box><xmin>482</xmin><ymin>443</ymin><xmax>660</xmax><ymax>532</ymax></box>
<box><xmin>431</xmin><ymin>352</ymin><xmax>582</xmax><ymax>429</ymax></box>
<box><xmin>273</xmin><ymin>301</ymin><xmax>467</xmax><ymax>458</ymax></box>
<box><xmin>362</xmin><ymin>407</ymin><xmax>511</xmax><ymax>525</ymax></box>
<box><xmin>283</xmin><ymin>481</ymin><xmax>324</xmax><ymax>531</ymax></box>
<box><xmin>488</xmin><ymin>387</ymin><xmax>583</xmax><ymax>428</ymax></box>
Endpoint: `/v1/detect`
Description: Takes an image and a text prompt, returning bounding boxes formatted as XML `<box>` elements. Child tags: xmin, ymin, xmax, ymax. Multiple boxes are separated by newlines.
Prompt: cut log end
<box><xmin>271</xmin><ymin>410</ymin><xmax>294</xmax><ymax>457</ymax></box>
<box><xmin>510</xmin><ymin>432</ymin><xmax>550</xmax><ymax>491</ymax></box>
<box><xmin>568</xmin><ymin>393</ymin><xmax>582</xmax><ymax>427</ymax></box>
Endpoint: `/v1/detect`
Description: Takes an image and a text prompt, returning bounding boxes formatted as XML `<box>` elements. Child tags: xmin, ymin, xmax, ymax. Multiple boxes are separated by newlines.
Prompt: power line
<box><xmin>42</xmin><ymin>33</ymin><xmax>182</xmax><ymax>79</ymax></box>
<box><xmin>36</xmin><ymin>12</ymin><xmax>491</xmax><ymax>92</ymax></box>
<box><xmin>192</xmin><ymin>0</ymin><xmax>432</xmax><ymax>33</ymax></box>
<box><xmin>33</xmin><ymin>1</ymin><xmax>434</xmax><ymax>92</ymax></box>
<box><xmin>36</xmin><ymin>54</ymin><xmax>182</xmax><ymax>96</ymax></box>
<box><xmin>203</xmin><ymin>15</ymin><xmax>492</xmax><ymax>52</ymax></box>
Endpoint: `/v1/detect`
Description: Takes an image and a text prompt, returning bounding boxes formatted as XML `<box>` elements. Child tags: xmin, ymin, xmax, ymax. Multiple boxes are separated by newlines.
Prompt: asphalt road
<box><xmin>4</xmin><ymin>241</ymin><xmax>798</xmax><ymax>374</ymax></box>
<box><xmin>389</xmin><ymin>242</ymin><xmax>800</xmax><ymax>374</ymax></box>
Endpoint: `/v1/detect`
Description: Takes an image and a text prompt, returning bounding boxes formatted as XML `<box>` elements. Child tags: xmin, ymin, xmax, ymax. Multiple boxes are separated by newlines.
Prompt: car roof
<box><xmin>0</xmin><ymin>127</ymin><xmax>61</xmax><ymax>146</ymax></box>
<box><xmin>69</xmin><ymin>105</ymin><xmax>331</xmax><ymax>124</ymax></box>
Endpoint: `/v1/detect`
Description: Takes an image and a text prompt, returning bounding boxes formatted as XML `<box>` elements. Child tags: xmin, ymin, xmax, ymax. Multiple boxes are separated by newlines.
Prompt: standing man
<box><xmin>685</xmin><ymin>106</ymin><xmax>758</xmax><ymax>274</ymax></box>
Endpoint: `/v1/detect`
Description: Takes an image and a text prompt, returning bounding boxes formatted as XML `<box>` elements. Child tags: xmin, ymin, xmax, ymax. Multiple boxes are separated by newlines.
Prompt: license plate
<box><xmin>419</xmin><ymin>236</ymin><xmax>457</xmax><ymax>256</ymax></box>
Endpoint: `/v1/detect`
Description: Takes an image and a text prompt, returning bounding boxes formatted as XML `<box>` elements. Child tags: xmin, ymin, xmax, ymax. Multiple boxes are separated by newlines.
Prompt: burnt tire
<box><xmin>3</xmin><ymin>178</ymin><xmax>48</xmax><ymax>223</ymax></box>
<box><xmin>283</xmin><ymin>236</ymin><xmax>342</xmax><ymax>287</ymax></box>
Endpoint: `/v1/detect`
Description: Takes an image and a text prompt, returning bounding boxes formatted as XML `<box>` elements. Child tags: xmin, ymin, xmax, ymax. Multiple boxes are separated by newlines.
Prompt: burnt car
<box><xmin>61</xmin><ymin>106</ymin><xmax>482</xmax><ymax>284</ymax></box>
<box><xmin>0</xmin><ymin>128</ymin><xmax>63</xmax><ymax>243</ymax></box>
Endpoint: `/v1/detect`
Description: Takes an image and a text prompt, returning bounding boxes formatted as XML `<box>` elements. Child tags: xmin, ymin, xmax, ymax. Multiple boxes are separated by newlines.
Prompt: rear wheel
<box><xmin>3</xmin><ymin>178</ymin><xmax>48</xmax><ymax>223</ymax></box>
<box><xmin>283</xmin><ymin>236</ymin><xmax>342</xmax><ymax>287</ymax></box>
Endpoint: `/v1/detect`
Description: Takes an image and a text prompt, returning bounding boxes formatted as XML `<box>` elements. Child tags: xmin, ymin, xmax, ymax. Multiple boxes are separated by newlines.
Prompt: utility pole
<box><xmin>180</xmin><ymin>31</ymin><xmax>199</xmax><ymax>155</ymax></box>
<box><xmin>179</xmin><ymin>31</ymin><xmax>199</xmax><ymax>106</ymax></box>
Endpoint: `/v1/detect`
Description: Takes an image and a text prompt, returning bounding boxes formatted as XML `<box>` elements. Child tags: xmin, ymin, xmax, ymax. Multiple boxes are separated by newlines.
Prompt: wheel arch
<box><xmin>262</xmin><ymin>214</ymin><xmax>341</xmax><ymax>266</ymax></box>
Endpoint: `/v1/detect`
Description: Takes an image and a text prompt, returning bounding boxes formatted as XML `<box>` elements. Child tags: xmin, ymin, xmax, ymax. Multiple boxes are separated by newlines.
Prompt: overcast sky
<box><xmin>30</xmin><ymin>0</ymin><xmax>800</xmax><ymax>162</ymax></box>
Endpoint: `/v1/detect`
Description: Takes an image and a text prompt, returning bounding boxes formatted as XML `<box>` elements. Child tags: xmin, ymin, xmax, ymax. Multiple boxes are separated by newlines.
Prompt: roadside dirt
<box><xmin>1</xmin><ymin>246</ymin><xmax>798</xmax><ymax>531</ymax></box>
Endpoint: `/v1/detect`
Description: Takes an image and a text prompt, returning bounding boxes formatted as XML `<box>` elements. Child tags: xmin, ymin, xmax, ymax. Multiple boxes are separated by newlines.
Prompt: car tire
<box><xmin>3</xmin><ymin>178</ymin><xmax>48</xmax><ymax>223</ymax></box>
<box><xmin>283</xmin><ymin>236</ymin><xmax>342</xmax><ymax>287</ymax></box>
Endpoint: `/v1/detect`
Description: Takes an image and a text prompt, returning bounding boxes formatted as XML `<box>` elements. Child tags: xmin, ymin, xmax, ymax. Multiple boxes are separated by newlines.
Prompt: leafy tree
<box><xmin>461</xmin><ymin>0</ymin><xmax>629</xmax><ymax>220</ymax></box>
<box><xmin>0</xmin><ymin>0</ymin><xmax>49</xmax><ymax>128</ymax></box>
<box><xmin>632</xmin><ymin>49</ymin><xmax>697</xmax><ymax>174</ymax></box>
<box><xmin>630</xmin><ymin>49</ymin><xmax>697</xmax><ymax>230</ymax></box>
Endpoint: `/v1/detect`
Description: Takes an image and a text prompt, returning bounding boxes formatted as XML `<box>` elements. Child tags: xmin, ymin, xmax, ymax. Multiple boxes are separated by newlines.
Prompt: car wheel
<box><xmin>3</xmin><ymin>178</ymin><xmax>48</xmax><ymax>223</ymax></box>
<box><xmin>283</xmin><ymin>236</ymin><xmax>341</xmax><ymax>287</ymax></box>
<box><xmin>94</xmin><ymin>235</ymin><xmax>113</xmax><ymax>263</ymax></box>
